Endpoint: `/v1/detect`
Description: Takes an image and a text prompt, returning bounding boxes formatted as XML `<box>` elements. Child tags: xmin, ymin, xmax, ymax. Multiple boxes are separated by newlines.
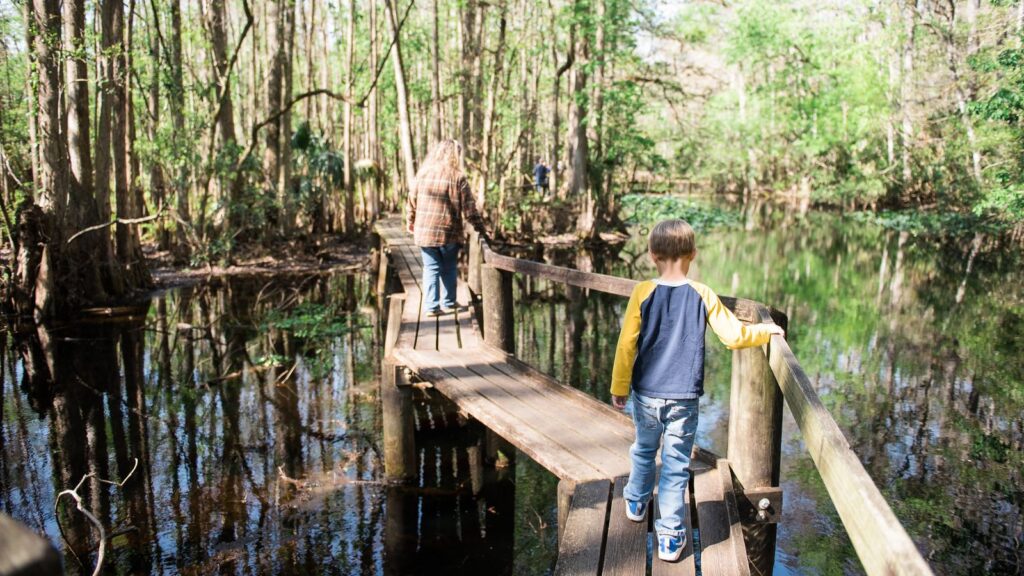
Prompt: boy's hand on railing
<box><xmin>766</xmin><ymin>324</ymin><xmax>786</xmax><ymax>338</ymax></box>
<box><xmin>611</xmin><ymin>395</ymin><xmax>627</xmax><ymax>410</ymax></box>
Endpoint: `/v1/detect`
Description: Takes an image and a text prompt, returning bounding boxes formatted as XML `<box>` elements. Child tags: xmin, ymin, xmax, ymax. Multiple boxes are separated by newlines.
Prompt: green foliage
<box><xmin>291</xmin><ymin>121</ymin><xmax>344</xmax><ymax>225</ymax></box>
<box><xmin>619</xmin><ymin>193</ymin><xmax>741</xmax><ymax>231</ymax></box>
<box><xmin>262</xmin><ymin>301</ymin><xmax>353</xmax><ymax>340</ymax></box>
<box><xmin>848</xmin><ymin>210</ymin><xmax>1009</xmax><ymax>237</ymax></box>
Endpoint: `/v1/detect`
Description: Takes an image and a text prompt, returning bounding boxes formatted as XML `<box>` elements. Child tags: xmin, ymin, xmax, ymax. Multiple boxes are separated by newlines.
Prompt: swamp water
<box><xmin>1</xmin><ymin>202</ymin><xmax>1022</xmax><ymax>575</ymax></box>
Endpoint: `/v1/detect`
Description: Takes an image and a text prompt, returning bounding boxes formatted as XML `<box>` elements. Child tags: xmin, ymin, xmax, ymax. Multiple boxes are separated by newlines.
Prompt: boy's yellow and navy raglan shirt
<box><xmin>610</xmin><ymin>279</ymin><xmax>775</xmax><ymax>399</ymax></box>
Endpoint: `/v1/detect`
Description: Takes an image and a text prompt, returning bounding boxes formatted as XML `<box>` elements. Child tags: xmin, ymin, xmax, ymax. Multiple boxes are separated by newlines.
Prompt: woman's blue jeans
<box><xmin>420</xmin><ymin>243</ymin><xmax>460</xmax><ymax>311</ymax></box>
<box><xmin>623</xmin><ymin>392</ymin><xmax>699</xmax><ymax>538</ymax></box>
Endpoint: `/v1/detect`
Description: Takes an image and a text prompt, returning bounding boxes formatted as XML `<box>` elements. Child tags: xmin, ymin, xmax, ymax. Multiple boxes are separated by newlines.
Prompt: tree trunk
<box><xmin>368</xmin><ymin>0</ymin><xmax>381</xmax><ymax>216</ymax></box>
<box><xmin>94</xmin><ymin>0</ymin><xmax>123</xmax><ymax>297</ymax></box>
<box><xmin>431</xmin><ymin>0</ymin><xmax>443</xmax><ymax>142</ymax></box>
<box><xmin>386</xmin><ymin>0</ymin><xmax>417</xmax><ymax>198</ymax></box>
<box><xmin>22</xmin><ymin>0</ymin><xmax>66</xmax><ymax>318</ymax></box>
<box><xmin>109</xmin><ymin>0</ymin><xmax>150</xmax><ymax>288</ymax></box>
<box><xmin>206</xmin><ymin>0</ymin><xmax>243</xmax><ymax>232</ymax></box>
<box><xmin>551</xmin><ymin>16</ymin><xmax>574</xmax><ymax>199</ymax></box>
<box><xmin>147</xmin><ymin>0</ymin><xmax>169</xmax><ymax>249</ymax></box>
<box><xmin>343</xmin><ymin>0</ymin><xmax>356</xmax><ymax>234</ymax></box>
<box><xmin>479</xmin><ymin>6</ymin><xmax>508</xmax><ymax>209</ymax></box>
<box><xmin>280</xmin><ymin>0</ymin><xmax>296</xmax><ymax>228</ymax></box>
<box><xmin>169</xmin><ymin>0</ymin><xmax>189</xmax><ymax>257</ymax></box>
<box><xmin>900</xmin><ymin>0</ymin><xmax>916</xmax><ymax>189</ymax></box>
<box><xmin>264</xmin><ymin>0</ymin><xmax>285</xmax><ymax>233</ymax></box>
<box><xmin>567</xmin><ymin>20</ymin><xmax>592</xmax><ymax>237</ymax></box>
<box><xmin>64</xmin><ymin>0</ymin><xmax>108</xmax><ymax>300</ymax></box>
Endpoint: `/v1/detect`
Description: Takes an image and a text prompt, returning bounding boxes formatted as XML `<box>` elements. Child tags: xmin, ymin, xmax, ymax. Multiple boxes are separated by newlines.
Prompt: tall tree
<box><xmin>343</xmin><ymin>0</ymin><xmax>356</xmax><ymax>234</ymax></box>
<box><xmin>108</xmin><ymin>0</ymin><xmax>150</xmax><ymax>288</ymax></box>
<box><xmin>205</xmin><ymin>0</ymin><xmax>242</xmax><ymax>231</ymax></box>
<box><xmin>21</xmin><ymin>0</ymin><xmax>67</xmax><ymax>317</ymax></box>
<box><xmin>386</xmin><ymin>0</ymin><xmax>417</xmax><ymax>198</ymax></box>
<box><xmin>64</xmin><ymin>0</ymin><xmax>108</xmax><ymax>298</ymax></box>
<box><xmin>166</xmin><ymin>0</ymin><xmax>188</xmax><ymax>251</ymax></box>
<box><xmin>147</xmin><ymin>0</ymin><xmax>168</xmax><ymax>248</ymax></box>
<box><xmin>264</xmin><ymin>0</ymin><xmax>287</xmax><ymax>232</ymax></box>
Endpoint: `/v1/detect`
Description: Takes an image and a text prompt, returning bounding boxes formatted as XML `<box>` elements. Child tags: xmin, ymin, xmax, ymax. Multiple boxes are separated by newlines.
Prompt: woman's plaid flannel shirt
<box><xmin>406</xmin><ymin>172</ymin><xmax>485</xmax><ymax>247</ymax></box>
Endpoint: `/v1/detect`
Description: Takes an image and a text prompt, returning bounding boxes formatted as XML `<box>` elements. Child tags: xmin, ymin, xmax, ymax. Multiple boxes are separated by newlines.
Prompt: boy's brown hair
<box><xmin>648</xmin><ymin>219</ymin><xmax>696</xmax><ymax>261</ymax></box>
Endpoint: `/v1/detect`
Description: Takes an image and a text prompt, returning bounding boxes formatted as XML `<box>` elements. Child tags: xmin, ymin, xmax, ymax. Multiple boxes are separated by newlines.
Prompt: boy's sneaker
<box><xmin>625</xmin><ymin>500</ymin><xmax>648</xmax><ymax>522</ymax></box>
<box><xmin>657</xmin><ymin>532</ymin><xmax>686</xmax><ymax>562</ymax></box>
<box><xmin>426</xmin><ymin>308</ymin><xmax>444</xmax><ymax>317</ymax></box>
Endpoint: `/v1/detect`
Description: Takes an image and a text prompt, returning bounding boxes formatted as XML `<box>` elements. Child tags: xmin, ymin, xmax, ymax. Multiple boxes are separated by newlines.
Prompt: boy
<box><xmin>610</xmin><ymin>219</ymin><xmax>784</xmax><ymax>562</ymax></box>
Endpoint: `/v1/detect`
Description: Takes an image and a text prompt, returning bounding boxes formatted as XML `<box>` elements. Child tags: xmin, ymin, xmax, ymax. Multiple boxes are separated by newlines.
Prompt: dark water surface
<box><xmin>0</xmin><ymin>274</ymin><xmax>556</xmax><ymax>575</ymax></box>
<box><xmin>2</xmin><ymin>202</ymin><xmax>1022</xmax><ymax>575</ymax></box>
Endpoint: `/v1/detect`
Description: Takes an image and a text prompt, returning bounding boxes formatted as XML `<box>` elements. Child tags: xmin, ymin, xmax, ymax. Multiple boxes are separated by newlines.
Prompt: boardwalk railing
<box><xmin>466</xmin><ymin>236</ymin><xmax>933</xmax><ymax>576</ymax></box>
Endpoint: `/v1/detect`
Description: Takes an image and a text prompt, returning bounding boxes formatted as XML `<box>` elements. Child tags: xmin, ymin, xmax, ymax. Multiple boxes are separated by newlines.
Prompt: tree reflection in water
<box><xmin>1</xmin><ymin>274</ymin><xmax>523</xmax><ymax>575</ymax></box>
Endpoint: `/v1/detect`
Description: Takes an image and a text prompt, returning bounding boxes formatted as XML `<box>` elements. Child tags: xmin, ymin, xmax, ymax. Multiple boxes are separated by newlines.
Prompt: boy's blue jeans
<box><xmin>623</xmin><ymin>392</ymin><xmax>699</xmax><ymax>538</ymax></box>
<box><xmin>420</xmin><ymin>243</ymin><xmax>460</xmax><ymax>311</ymax></box>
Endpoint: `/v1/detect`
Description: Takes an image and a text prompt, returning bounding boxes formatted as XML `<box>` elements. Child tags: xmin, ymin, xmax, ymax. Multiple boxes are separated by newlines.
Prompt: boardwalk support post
<box><xmin>481</xmin><ymin>263</ymin><xmax>514</xmax><ymax>352</ymax></box>
<box><xmin>728</xmin><ymin>309</ymin><xmax>787</xmax><ymax>575</ymax></box>
<box><xmin>383</xmin><ymin>294</ymin><xmax>416</xmax><ymax>483</ymax></box>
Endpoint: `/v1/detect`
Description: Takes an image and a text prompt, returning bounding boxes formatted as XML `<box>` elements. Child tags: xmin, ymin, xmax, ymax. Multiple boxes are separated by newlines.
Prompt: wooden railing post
<box><xmin>557</xmin><ymin>479</ymin><xmax>576</xmax><ymax>545</ymax></box>
<box><xmin>468</xmin><ymin>231</ymin><xmax>483</xmax><ymax>296</ymax></box>
<box><xmin>481</xmin><ymin>263</ymin><xmax>514</xmax><ymax>352</ymax></box>
<box><xmin>728</xmin><ymin>310</ymin><xmax>787</xmax><ymax>575</ymax></box>
<box><xmin>382</xmin><ymin>294</ymin><xmax>416</xmax><ymax>482</ymax></box>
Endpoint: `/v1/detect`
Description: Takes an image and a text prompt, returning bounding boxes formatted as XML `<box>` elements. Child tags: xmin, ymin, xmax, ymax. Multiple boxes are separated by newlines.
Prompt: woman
<box><xmin>406</xmin><ymin>139</ymin><xmax>488</xmax><ymax>316</ymax></box>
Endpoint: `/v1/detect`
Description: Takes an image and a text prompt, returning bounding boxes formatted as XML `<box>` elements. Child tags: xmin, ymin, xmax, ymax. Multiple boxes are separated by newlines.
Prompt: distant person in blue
<box><xmin>533</xmin><ymin>158</ymin><xmax>550</xmax><ymax>197</ymax></box>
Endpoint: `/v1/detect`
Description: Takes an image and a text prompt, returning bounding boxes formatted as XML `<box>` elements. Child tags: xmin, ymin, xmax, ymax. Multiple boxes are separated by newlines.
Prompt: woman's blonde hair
<box><xmin>416</xmin><ymin>139</ymin><xmax>464</xmax><ymax>180</ymax></box>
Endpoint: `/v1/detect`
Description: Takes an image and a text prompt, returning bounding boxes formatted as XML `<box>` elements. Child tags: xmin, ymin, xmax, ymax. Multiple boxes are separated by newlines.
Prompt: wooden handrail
<box><xmin>480</xmin><ymin>240</ymin><xmax>789</xmax><ymax>327</ymax></box>
<box><xmin>477</xmin><ymin>237</ymin><xmax>933</xmax><ymax>576</ymax></box>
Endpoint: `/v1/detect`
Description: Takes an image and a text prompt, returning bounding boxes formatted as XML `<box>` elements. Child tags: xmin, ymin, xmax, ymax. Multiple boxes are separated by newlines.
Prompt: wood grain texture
<box><xmin>693</xmin><ymin>461</ymin><xmax>749</xmax><ymax>576</ymax></box>
<box><xmin>554</xmin><ymin>480</ymin><xmax>612</xmax><ymax>576</ymax></box>
<box><xmin>431</xmin><ymin>350</ymin><xmax>625</xmax><ymax>479</ymax></box>
<box><xmin>602</xmin><ymin>477</ymin><xmax>648</xmax><ymax>576</ymax></box>
<box><xmin>397</xmin><ymin>348</ymin><xmax>605</xmax><ymax>482</ymax></box>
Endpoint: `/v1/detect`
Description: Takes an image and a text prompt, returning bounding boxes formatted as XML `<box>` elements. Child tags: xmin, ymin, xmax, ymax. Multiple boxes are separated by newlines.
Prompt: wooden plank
<box><xmin>693</xmin><ymin>460</ymin><xmax>749</xmax><ymax>576</ymax></box>
<box><xmin>482</xmin><ymin>347</ymin><xmax>636</xmax><ymax>446</ymax></box>
<box><xmin>393</xmin><ymin>289</ymin><xmax>421</xmax><ymax>353</ymax></box>
<box><xmin>393</xmin><ymin>349</ymin><xmax>606</xmax><ymax>482</ymax></box>
<box><xmin>0</xmin><ymin>513</ymin><xmax>62</xmax><ymax>576</ymax></box>
<box><xmin>554</xmin><ymin>480</ymin><xmax>612</xmax><ymax>576</ymax></box>
<box><xmin>436</xmin><ymin>312</ymin><xmax>459</xmax><ymax>351</ymax></box>
<box><xmin>764</xmin><ymin>326</ymin><xmax>934</xmax><ymax>576</ymax></box>
<box><xmin>447</xmin><ymin>353</ymin><xmax>632</xmax><ymax>478</ymax></box>
<box><xmin>383</xmin><ymin>294</ymin><xmax>406</xmax><ymax>357</ymax></box>
<box><xmin>602</xmin><ymin>477</ymin><xmax>648</xmax><ymax>576</ymax></box>
<box><xmin>454</xmin><ymin>282</ymin><xmax>481</xmax><ymax>349</ymax></box>
<box><xmin>653</xmin><ymin>488</ymin><xmax>697</xmax><ymax>576</ymax></box>
<box><xmin>432</xmin><ymin>351</ymin><xmax>629</xmax><ymax>479</ymax></box>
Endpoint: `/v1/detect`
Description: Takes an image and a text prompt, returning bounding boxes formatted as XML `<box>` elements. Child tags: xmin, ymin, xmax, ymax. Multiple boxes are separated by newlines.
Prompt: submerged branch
<box><xmin>54</xmin><ymin>458</ymin><xmax>140</xmax><ymax>576</ymax></box>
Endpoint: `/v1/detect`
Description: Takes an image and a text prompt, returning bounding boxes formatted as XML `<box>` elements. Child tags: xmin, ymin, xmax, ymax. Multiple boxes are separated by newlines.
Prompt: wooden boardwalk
<box><xmin>377</xmin><ymin>218</ymin><xmax>753</xmax><ymax>575</ymax></box>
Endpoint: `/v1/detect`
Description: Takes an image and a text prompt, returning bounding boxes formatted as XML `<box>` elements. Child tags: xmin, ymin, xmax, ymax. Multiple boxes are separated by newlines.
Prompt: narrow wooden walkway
<box><xmin>377</xmin><ymin>218</ymin><xmax>752</xmax><ymax>575</ymax></box>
